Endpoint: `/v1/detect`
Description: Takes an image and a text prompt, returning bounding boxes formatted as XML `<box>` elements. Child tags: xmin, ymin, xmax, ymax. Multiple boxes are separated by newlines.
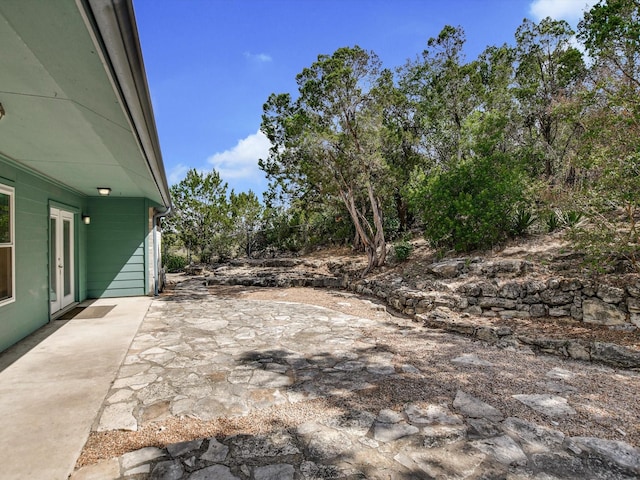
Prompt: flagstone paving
<box><xmin>72</xmin><ymin>279</ymin><xmax>640</xmax><ymax>479</ymax></box>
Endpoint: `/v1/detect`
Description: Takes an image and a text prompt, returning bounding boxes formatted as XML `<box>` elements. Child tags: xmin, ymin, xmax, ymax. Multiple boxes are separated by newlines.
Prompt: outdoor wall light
<box><xmin>82</xmin><ymin>215</ymin><xmax>91</xmax><ymax>225</ymax></box>
<box><xmin>0</xmin><ymin>102</ymin><xmax>5</xmax><ymax>120</ymax></box>
<box><xmin>97</xmin><ymin>187</ymin><xmax>111</xmax><ymax>196</ymax></box>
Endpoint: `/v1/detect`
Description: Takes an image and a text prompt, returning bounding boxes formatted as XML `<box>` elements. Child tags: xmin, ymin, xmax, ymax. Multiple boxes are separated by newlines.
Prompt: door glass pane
<box><xmin>0</xmin><ymin>247</ymin><xmax>11</xmax><ymax>301</ymax></box>
<box><xmin>0</xmin><ymin>193</ymin><xmax>9</xmax><ymax>243</ymax></box>
<box><xmin>63</xmin><ymin>219</ymin><xmax>71</xmax><ymax>296</ymax></box>
<box><xmin>50</xmin><ymin>217</ymin><xmax>57</xmax><ymax>302</ymax></box>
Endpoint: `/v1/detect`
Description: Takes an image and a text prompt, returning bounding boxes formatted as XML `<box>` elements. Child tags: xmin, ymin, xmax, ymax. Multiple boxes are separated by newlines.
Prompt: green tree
<box><xmin>579</xmin><ymin>0</ymin><xmax>640</xmax><ymax>95</ymax></box>
<box><xmin>373</xmin><ymin>69</ymin><xmax>423</xmax><ymax>232</ymax></box>
<box><xmin>261</xmin><ymin>46</ymin><xmax>389</xmax><ymax>275</ymax></box>
<box><xmin>470</xmin><ymin>44</ymin><xmax>519</xmax><ymax>156</ymax></box>
<box><xmin>401</xmin><ymin>26</ymin><xmax>478</xmax><ymax>166</ymax></box>
<box><xmin>168</xmin><ymin>168</ymin><xmax>230</xmax><ymax>263</ymax></box>
<box><xmin>229</xmin><ymin>190</ymin><xmax>263</xmax><ymax>258</ymax></box>
<box><xmin>571</xmin><ymin>0</ymin><xmax>640</xmax><ymax>270</ymax></box>
<box><xmin>514</xmin><ymin>17</ymin><xmax>586</xmax><ymax>179</ymax></box>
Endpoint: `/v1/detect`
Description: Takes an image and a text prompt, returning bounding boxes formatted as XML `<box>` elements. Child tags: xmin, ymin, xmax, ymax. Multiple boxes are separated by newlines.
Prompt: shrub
<box><xmin>409</xmin><ymin>154</ymin><xmax>527</xmax><ymax>252</ymax></box>
<box><xmin>511</xmin><ymin>207</ymin><xmax>536</xmax><ymax>236</ymax></box>
<box><xmin>162</xmin><ymin>253</ymin><xmax>188</xmax><ymax>272</ymax></box>
<box><xmin>561</xmin><ymin>210</ymin><xmax>584</xmax><ymax>228</ymax></box>
<box><xmin>393</xmin><ymin>240</ymin><xmax>413</xmax><ymax>261</ymax></box>
<box><xmin>545</xmin><ymin>210</ymin><xmax>561</xmax><ymax>232</ymax></box>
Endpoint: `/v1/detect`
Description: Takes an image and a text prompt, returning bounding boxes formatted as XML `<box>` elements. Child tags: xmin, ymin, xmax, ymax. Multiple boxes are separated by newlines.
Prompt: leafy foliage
<box><xmin>166</xmin><ymin>168</ymin><xmax>230</xmax><ymax>263</ymax></box>
<box><xmin>392</xmin><ymin>240</ymin><xmax>413</xmax><ymax>262</ymax></box>
<box><xmin>410</xmin><ymin>154</ymin><xmax>527</xmax><ymax>252</ymax></box>
<box><xmin>545</xmin><ymin>210</ymin><xmax>561</xmax><ymax>233</ymax></box>
<box><xmin>511</xmin><ymin>207</ymin><xmax>536</xmax><ymax>236</ymax></box>
<box><xmin>162</xmin><ymin>253</ymin><xmax>188</xmax><ymax>273</ymax></box>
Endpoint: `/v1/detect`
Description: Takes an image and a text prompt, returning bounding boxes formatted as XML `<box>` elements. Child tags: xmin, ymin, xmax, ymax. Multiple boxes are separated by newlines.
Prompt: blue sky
<box><xmin>134</xmin><ymin>0</ymin><xmax>596</xmax><ymax>195</ymax></box>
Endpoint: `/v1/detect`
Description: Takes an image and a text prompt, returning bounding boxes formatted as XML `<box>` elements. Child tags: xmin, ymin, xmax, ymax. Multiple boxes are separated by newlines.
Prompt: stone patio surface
<box><xmin>72</xmin><ymin>279</ymin><xmax>640</xmax><ymax>479</ymax></box>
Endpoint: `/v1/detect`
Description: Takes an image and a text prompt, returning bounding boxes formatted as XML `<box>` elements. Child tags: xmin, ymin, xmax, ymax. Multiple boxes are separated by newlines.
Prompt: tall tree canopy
<box><xmin>261</xmin><ymin>46</ymin><xmax>389</xmax><ymax>275</ymax></box>
<box><xmin>167</xmin><ymin>168</ymin><xmax>230</xmax><ymax>263</ymax></box>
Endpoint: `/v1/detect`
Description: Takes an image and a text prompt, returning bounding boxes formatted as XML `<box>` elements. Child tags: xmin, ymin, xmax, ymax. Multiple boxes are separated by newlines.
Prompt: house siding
<box><xmin>86</xmin><ymin>197</ymin><xmax>150</xmax><ymax>298</ymax></box>
<box><xmin>0</xmin><ymin>156</ymin><xmax>88</xmax><ymax>353</ymax></box>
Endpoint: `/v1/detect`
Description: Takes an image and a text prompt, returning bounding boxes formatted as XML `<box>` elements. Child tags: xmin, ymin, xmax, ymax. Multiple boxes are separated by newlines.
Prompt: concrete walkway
<box><xmin>0</xmin><ymin>296</ymin><xmax>151</xmax><ymax>480</ymax></box>
<box><xmin>72</xmin><ymin>280</ymin><xmax>640</xmax><ymax>479</ymax></box>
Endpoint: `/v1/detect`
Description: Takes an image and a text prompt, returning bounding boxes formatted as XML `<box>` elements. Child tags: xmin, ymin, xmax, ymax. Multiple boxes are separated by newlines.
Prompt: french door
<box><xmin>50</xmin><ymin>208</ymin><xmax>75</xmax><ymax>315</ymax></box>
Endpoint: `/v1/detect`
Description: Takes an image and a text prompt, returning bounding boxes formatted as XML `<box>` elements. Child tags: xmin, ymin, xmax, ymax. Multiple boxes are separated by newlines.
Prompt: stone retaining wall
<box><xmin>205</xmin><ymin>266</ymin><xmax>640</xmax><ymax>369</ymax></box>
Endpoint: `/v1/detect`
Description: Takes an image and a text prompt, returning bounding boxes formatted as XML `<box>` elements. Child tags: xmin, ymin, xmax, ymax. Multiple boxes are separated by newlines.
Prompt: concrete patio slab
<box><xmin>0</xmin><ymin>296</ymin><xmax>151</xmax><ymax>480</ymax></box>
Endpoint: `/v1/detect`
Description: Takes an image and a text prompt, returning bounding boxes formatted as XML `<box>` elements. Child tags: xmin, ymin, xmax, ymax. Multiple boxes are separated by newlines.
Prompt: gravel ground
<box><xmin>78</xmin><ymin>286</ymin><xmax>640</xmax><ymax>468</ymax></box>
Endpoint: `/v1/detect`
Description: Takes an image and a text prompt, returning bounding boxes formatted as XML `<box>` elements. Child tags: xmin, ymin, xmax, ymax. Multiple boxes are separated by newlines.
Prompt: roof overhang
<box><xmin>0</xmin><ymin>0</ymin><xmax>171</xmax><ymax>208</ymax></box>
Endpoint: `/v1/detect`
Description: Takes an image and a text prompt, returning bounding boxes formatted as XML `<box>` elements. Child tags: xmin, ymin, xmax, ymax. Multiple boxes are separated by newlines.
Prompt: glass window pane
<box><xmin>63</xmin><ymin>220</ymin><xmax>71</xmax><ymax>296</ymax></box>
<box><xmin>50</xmin><ymin>217</ymin><xmax>57</xmax><ymax>301</ymax></box>
<box><xmin>0</xmin><ymin>247</ymin><xmax>12</xmax><ymax>301</ymax></box>
<box><xmin>0</xmin><ymin>193</ymin><xmax>9</xmax><ymax>244</ymax></box>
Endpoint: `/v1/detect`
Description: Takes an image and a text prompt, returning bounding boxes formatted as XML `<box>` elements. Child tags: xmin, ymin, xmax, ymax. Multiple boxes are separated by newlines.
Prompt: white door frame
<box><xmin>50</xmin><ymin>207</ymin><xmax>75</xmax><ymax>315</ymax></box>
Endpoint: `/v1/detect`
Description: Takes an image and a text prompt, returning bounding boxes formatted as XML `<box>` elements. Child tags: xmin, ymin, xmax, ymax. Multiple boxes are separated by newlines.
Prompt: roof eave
<box><xmin>78</xmin><ymin>0</ymin><xmax>172</xmax><ymax>209</ymax></box>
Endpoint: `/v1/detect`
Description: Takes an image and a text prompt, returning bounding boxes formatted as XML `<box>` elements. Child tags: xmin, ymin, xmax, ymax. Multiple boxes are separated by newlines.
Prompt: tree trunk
<box><xmin>368</xmin><ymin>181</ymin><xmax>386</xmax><ymax>267</ymax></box>
<box><xmin>340</xmin><ymin>189</ymin><xmax>378</xmax><ymax>277</ymax></box>
<box><xmin>395</xmin><ymin>192</ymin><xmax>408</xmax><ymax>232</ymax></box>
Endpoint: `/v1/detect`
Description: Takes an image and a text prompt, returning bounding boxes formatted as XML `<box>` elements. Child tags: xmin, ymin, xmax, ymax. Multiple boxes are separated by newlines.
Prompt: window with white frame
<box><xmin>0</xmin><ymin>184</ymin><xmax>14</xmax><ymax>305</ymax></box>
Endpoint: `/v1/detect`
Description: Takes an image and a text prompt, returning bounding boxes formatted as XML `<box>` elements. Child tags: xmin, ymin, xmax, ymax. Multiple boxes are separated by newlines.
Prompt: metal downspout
<box><xmin>153</xmin><ymin>206</ymin><xmax>172</xmax><ymax>296</ymax></box>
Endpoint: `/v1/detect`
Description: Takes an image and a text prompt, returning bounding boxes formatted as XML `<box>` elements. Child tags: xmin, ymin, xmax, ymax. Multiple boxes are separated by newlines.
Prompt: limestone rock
<box><xmin>408</xmin><ymin>443</ymin><xmax>488</xmax><ymax>479</ymax></box>
<box><xmin>596</xmin><ymin>285</ymin><xmax>625</xmax><ymax>304</ymax></box>
<box><xmin>502</xmin><ymin>417</ymin><xmax>565</xmax><ymax>454</ymax></box>
<box><xmin>529</xmin><ymin>304</ymin><xmax>547</xmax><ymax>317</ymax></box>
<box><xmin>451</xmin><ymin>353</ymin><xmax>495</xmax><ymax>367</ymax></box>
<box><xmin>405</xmin><ymin>403</ymin><xmax>463</xmax><ymax>426</ymax></box>
<box><xmin>512</xmin><ymin>394</ymin><xmax>576</xmax><ymax>417</ymax></box>
<box><xmin>590</xmin><ymin>342</ymin><xmax>640</xmax><ymax>368</ymax></box>
<box><xmin>201</xmin><ymin>438</ymin><xmax>229</xmax><ymax>462</ymax></box>
<box><xmin>254</xmin><ymin>464</ymin><xmax>295</xmax><ymax>480</ymax></box>
<box><xmin>582</xmin><ymin>299</ymin><xmax>627</xmax><ymax>326</ymax></box>
<box><xmin>453</xmin><ymin>390</ymin><xmax>504</xmax><ymax>422</ymax></box>
<box><xmin>167</xmin><ymin>439</ymin><xmax>203</xmax><ymax>457</ymax></box>
<box><xmin>376</xmin><ymin>408</ymin><xmax>404</xmax><ymax>424</ymax></box>
<box><xmin>429</xmin><ymin>260</ymin><xmax>464</xmax><ymax>278</ymax></box>
<box><xmin>567</xmin><ymin>341</ymin><xmax>590</xmax><ymax>361</ymax></box>
<box><xmin>307</xmin><ymin>427</ymin><xmax>352</xmax><ymax>459</ymax></box>
<box><xmin>97</xmin><ymin>401</ymin><xmax>138</xmax><ymax>431</ymax></box>
<box><xmin>499</xmin><ymin>282</ymin><xmax>522</xmax><ymax>299</ymax></box>
<box><xmin>70</xmin><ymin>459</ymin><xmax>120</xmax><ymax>480</ymax></box>
<box><xmin>229</xmin><ymin>432</ymin><xmax>300</xmax><ymax>458</ymax></box>
<box><xmin>323</xmin><ymin>410</ymin><xmax>376</xmax><ymax>437</ymax></box>
<box><xmin>373</xmin><ymin>422</ymin><xmax>419</xmax><ymax>442</ymax></box>
<box><xmin>627</xmin><ymin>297</ymin><xmax>640</xmax><ymax>313</ymax></box>
<box><xmin>524</xmin><ymin>280</ymin><xmax>547</xmax><ymax>294</ymax></box>
<box><xmin>120</xmin><ymin>447</ymin><xmax>165</xmax><ymax>470</ymax></box>
<box><xmin>570</xmin><ymin>437</ymin><xmax>640</xmax><ymax>474</ymax></box>
<box><xmin>188</xmin><ymin>465</ymin><xmax>241</xmax><ymax>480</ymax></box>
<box><xmin>540</xmin><ymin>290</ymin><xmax>574</xmax><ymax>306</ymax></box>
<box><xmin>471</xmin><ymin>435</ymin><xmax>528</xmax><ymax>466</ymax></box>
<box><xmin>150</xmin><ymin>460</ymin><xmax>183</xmax><ymax>480</ymax></box>
<box><xmin>627</xmin><ymin>282</ymin><xmax>640</xmax><ymax>297</ymax></box>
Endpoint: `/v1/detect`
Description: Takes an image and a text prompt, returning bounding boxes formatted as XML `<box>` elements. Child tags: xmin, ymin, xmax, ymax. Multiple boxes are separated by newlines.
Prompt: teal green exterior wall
<box><xmin>0</xmin><ymin>156</ymin><xmax>159</xmax><ymax>352</ymax></box>
<box><xmin>86</xmin><ymin>197</ymin><xmax>149</xmax><ymax>298</ymax></box>
<box><xmin>0</xmin><ymin>156</ymin><xmax>89</xmax><ymax>353</ymax></box>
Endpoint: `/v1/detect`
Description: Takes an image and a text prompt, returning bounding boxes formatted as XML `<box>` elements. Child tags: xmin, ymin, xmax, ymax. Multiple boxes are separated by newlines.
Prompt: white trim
<box><xmin>49</xmin><ymin>207</ymin><xmax>76</xmax><ymax>315</ymax></box>
<box><xmin>0</xmin><ymin>183</ymin><xmax>15</xmax><ymax>307</ymax></box>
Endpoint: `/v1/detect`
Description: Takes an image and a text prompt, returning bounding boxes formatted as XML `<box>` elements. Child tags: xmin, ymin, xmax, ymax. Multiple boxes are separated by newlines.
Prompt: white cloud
<box><xmin>207</xmin><ymin>130</ymin><xmax>271</xmax><ymax>181</ymax></box>
<box><xmin>167</xmin><ymin>163</ymin><xmax>189</xmax><ymax>185</ymax></box>
<box><xmin>529</xmin><ymin>0</ymin><xmax>598</xmax><ymax>22</ymax></box>
<box><xmin>243</xmin><ymin>51</ymin><xmax>273</xmax><ymax>63</ymax></box>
